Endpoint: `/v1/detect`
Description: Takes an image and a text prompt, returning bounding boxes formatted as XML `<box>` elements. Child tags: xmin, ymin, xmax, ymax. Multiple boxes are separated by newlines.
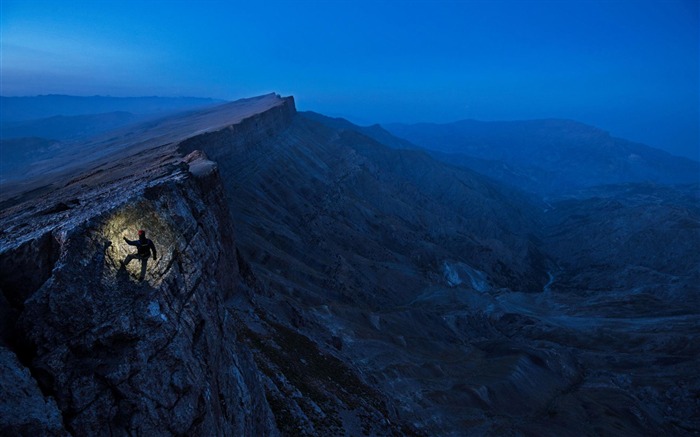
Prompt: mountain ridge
<box><xmin>384</xmin><ymin>118</ymin><xmax>699</xmax><ymax>196</ymax></box>
<box><xmin>0</xmin><ymin>94</ymin><xmax>290</xmax><ymax>200</ymax></box>
<box><xmin>1</xmin><ymin>93</ymin><xmax>698</xmax><ymax>435</ymax></box>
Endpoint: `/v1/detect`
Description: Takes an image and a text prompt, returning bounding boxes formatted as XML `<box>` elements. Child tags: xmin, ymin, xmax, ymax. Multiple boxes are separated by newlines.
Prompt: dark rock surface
<box><xmin>543</xmin><ymin>183</ymin><xmax>700</xmax><ymax>303</ymax></box>
<box><xmin>1</xmin><ymin>147</ymin><xmax>276</xmax><ymax>434</ymax></box>
<box><xmin>1</xmin><ymin>93</ymin><xmax>698</xmax><ymax>436</ymax></box>
<box><xmin>0</xmin><ymin>346</ymin><xmax>67</xmax><ymax>436</ymax></box>
<box><xmin>0</xmin><ymin>97</ymin><xmax>280</xmax><ymax>435</ymax></box>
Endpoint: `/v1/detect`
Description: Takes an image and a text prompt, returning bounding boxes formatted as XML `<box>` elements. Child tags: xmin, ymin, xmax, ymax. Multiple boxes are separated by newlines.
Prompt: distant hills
<box><xmin>0</xmin><ymin>95</ymin><xmax>223</xmax><ymax>123</ymax></box>
<box><xmin>1</xmin><ymin>112</ymin><xmax>139</xmax><ymax>141</ymax></box>
<box><xmin>385</xmin><ymin>119</ymin><xmax>700</xmax><ymax>196</ymax></box>
<box><xmin>0</xmin><ymin>95</ymin><xmax>225</xmax><ymax>183</ymax></box>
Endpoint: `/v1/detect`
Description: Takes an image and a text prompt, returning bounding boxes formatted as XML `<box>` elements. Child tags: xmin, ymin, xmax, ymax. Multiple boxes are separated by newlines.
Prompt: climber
<box><xmin>121</xmin><ymin>230</ymin><xmax>157</xmax><ymax>280</ymax></box>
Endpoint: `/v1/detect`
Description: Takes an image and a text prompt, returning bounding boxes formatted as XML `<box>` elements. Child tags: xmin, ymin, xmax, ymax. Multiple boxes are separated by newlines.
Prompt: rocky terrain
<box><xmin>543</xmin><ymin>184</ymin><xmax>700</xmax><ymax>302</ymax></box>
<box><xmin>0</xmin><ymin>95</ymin><xmax>413</xmax><ymax>436</ymax></box>
<box><xmin>0</xmin><ymin>126</ymin><xmax>274</xmax><ymax>435</ymax></box>
<box><xmin>1</xmin><ymin>94</ymin><xmax>698</xmax><ymax>436</ymax></box>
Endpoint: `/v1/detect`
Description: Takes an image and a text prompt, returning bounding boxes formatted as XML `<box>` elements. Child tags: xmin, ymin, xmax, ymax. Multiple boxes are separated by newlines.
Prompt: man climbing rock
<box><xmin>121</xmin><ymin>229</ymin><xmax>157</xmax><ymax>280</ymax></box>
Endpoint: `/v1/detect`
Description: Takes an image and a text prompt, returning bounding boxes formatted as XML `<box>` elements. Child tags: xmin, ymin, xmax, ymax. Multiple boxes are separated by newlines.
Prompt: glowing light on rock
<box><xmin>100</xmin><ymin>201</ymin><xmax>179</xmax><ymax>285</ymax></box>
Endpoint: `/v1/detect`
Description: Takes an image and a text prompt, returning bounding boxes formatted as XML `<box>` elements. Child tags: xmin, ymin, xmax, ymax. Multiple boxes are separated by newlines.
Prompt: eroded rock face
<box><xmin>0</xmin><ymin>346</ymin><xmax>67</xmax><ymax>436</ymax></box>
<box><xmin>1</xmin><ymin>152</ymin><xmax>277</xmax><ymax>435</ymax></box>
<box><xmin>184</xmin><ymin>111</ymin><xmax>575</xmax><ymax>434</ymax></box>
<box><xmin>0</xmin><ymin>95</ymin><xmax>287</xmax><ymax>437</ymax></box>
<box><xmin>190</xmin><ymin>109</ymin><xmax>699</xmax><ymax>435</ymax></box>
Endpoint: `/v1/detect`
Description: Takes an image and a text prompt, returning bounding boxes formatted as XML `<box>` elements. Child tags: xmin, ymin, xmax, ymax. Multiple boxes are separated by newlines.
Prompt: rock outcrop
<box><xmin>0</xmin><ymin>142</ymin><xmax>274</xmax><ymax>434</ymax></box>
<box><xmin>0</xmin><ymin>96</ymin><xmax>280</xmax><ymax>435</ymax></box>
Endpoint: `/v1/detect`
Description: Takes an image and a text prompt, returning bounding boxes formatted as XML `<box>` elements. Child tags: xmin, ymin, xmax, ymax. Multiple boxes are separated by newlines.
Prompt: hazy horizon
<box><xmin>1</xmin><ymin>0</ymin><xmax>698</xmax><ymax>160</ymax></box>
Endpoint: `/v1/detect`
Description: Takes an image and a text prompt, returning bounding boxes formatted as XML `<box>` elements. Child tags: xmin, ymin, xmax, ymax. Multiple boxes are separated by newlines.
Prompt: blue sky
<box><xmin>1</xmin><ymin>0</ymin><xmax>698</xmax><ymax>159</ymax></box>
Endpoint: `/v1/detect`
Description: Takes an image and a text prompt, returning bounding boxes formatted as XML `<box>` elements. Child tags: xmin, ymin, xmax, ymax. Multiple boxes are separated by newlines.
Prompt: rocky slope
<box><xmin>180</xmin><ymin>106</ymin><xmax>700</xmax><ymax>434</ymax></box>
<box><xmin>1</xmin><ymin>94</ymin><xmax>698</xmax><ymax>436</ymax></box>
<box><xmin>542</xmin><ymin>183</ymin><xmax>700</xmax><ymax>306</ymax></box>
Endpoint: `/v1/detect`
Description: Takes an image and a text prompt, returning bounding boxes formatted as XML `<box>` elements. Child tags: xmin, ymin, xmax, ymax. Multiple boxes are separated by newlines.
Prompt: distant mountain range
<box><xmin>0</xmin><ymin>95</ymin><xmax>223</xmax><ymax>123</ymax></box>
<box><xmin>0</xmin><ymin>96</ymin><xmax>224</xmax><ymax>183</ymax></box>
<box><xmin>1</xmin><ymin>111</ymin><xmax>139</xmax><ymax>141</ymax></box>
<box><xmin>384</xmin><ymin>119</ymin><xmax>699</xmax><ymax>196</ymax></box>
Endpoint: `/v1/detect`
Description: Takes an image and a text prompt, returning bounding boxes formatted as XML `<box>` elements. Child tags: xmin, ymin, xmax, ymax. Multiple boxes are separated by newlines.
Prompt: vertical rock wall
<box><xmin>1</xmin><ymin>154</ymin><xmax>278</xmax><ymax>436</ymax></box>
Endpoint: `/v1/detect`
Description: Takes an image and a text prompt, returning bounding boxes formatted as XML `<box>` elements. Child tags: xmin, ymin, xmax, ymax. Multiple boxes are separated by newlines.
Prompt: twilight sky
<box><xmin>1</xmin><ymin>0</ymin><xmax>698</xmax><ymax>159</ymax></box>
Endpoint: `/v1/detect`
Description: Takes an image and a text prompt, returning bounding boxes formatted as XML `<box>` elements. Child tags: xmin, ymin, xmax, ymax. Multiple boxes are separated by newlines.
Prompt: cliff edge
<box><xmin>0</xmin><ymin>94</ymin><xmax>409</xmax><ymax>436</ymax></box>
<box><xmin>0</xmin><ymin>96</ymin><xmax>285</xmax><ymax>435</ymax></box>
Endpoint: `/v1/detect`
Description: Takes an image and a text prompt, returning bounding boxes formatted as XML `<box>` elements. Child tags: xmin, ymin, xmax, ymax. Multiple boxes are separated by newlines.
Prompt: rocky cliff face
<box><xmin>0</xmin><ymin>142</ymin><xmax>276</xmax><ymax>434</ymax></box>
<box><xmin>0</xmin><ymin>94</ymin><xmax>415</xmax><ymax>436</ymax></box>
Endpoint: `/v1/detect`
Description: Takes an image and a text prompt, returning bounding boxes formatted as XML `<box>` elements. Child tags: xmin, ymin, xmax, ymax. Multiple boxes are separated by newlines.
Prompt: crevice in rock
<box><xmin>0</xmin><ymin>231</ymin><xmax>61</xmax><ymax>312</ymax></box>
<box><xmin>160</xmin><ymin>248</ymin><xmax>180</xmax><ymax>278</ymax></box>
<box><xmin>177</xmin><ymin>276</ymin><xmax>202</xmax><ymax>321</ymax></box>
<box><xmin>0</xmin><ymin>290</ymin><xmax>19</xmax><ymax>347</ymax></box>
<box><xmin>184</xmin><ymin>392</ymin><xmax>208</xmax><ymax>436</ymax></box>
<box><xmin>192</xmin><ymin>320</ymin><xmax>205</xmax><ymax>347</ymax></box>
<box><xmin>236</xmin><ymin>248</ymin><xmax>261</xmax><ymax>292</ymax></box>
<box><xmin>0</xmin><ymin>232</ymin><xmax>63</xmax><ymax>412</ymax></box>
<box><xmin>26</xmin><ymin>361</ymin><xmax>57</xmax><ymax>399</ymax></box>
